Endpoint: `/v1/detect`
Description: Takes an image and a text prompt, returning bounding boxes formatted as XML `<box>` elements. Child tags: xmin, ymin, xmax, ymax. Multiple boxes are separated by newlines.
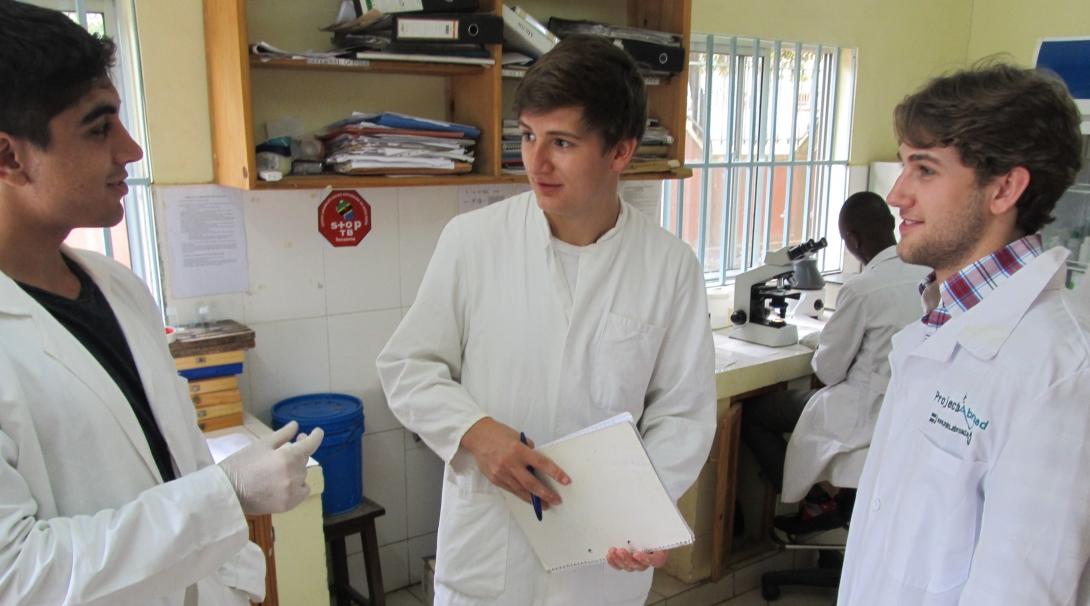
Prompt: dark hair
<box><xmin>513</xmin><ymin>35</ymin><xmax>647</xmax><ymax>149</ymax></box>
<box><xmin>0</xmin><ymin>0</ymin><xmax>117</xmax><ymax>148</ymax></box>
<box><xmin>894</xmin><ymin>60</ymin><xmax>1083</xmax><ymax>234</ymax></box>
<box><xmin>839</xmin><ymin>191</ymin><xmax>894</xmax><ymax>235</ymax></box>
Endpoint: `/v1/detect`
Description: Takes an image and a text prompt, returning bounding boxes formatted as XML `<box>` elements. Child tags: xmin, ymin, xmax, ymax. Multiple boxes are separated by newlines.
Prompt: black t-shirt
<box><xmin>18</xmin><ymin>256</ymin><xmax>178</xmax><ymax>483</ymax></box>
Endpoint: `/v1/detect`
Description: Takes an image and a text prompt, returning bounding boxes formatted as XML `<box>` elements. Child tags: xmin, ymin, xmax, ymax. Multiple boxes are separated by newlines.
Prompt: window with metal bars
<box><xmin>665</xmin><ymin>34</ymin><xmax>857</xmax><ymax>286</ymax></box>
<box><xmin>31</xmin><ymin>0</ymin><xmax>162</xmax><ymax>308</ymax></box>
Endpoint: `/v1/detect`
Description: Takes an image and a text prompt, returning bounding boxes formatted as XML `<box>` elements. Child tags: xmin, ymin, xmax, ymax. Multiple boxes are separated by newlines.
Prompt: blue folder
<box><xmin>178</xmin><ymin>363</ymin><xmax>244</xmax><ymax>381</ymax></box>
<box><xmin>372</xmin><ymin>112</ymin><xmax>481</xmax><ymax>139</ymax></box>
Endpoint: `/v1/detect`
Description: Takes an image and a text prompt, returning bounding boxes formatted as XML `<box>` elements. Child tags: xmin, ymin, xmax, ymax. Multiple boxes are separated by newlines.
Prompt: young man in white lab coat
<box><xmin>0</xmin><ymin>3</ymin><xmax>322</xmax><ymax>604</ymax></box>
<box><xmin>740</xmin><ymin>192</ymin><xmax>927</xmax><ymax>536</ymax></box>
<box><xmin>838</xmin><ymin>63</ymin><xmax>1090</xmax><ymax>605</ymax></box>
<box><xmin>377</xmin><ymin>36</ymin><xmax>716</xmax><ymax>605</ymax></box>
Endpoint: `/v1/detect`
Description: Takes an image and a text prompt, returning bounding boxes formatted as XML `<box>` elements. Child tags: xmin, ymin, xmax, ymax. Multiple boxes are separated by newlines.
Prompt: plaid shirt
<box><xmin>919</xmin><ymin>234</ymin><xmax>1044</xmax><ymax>334</ymax></box>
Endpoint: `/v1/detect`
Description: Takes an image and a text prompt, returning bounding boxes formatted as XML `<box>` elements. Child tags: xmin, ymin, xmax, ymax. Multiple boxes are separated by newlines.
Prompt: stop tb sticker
<box><xmin>318</xmin><ymin>190</ymin><xmax>371</xmax><ymax>247</ymax></box>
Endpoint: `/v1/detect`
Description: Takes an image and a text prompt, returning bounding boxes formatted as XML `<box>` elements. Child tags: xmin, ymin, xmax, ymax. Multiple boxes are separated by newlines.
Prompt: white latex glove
<box><xmin>219</xmin><ymin>421</ymin><xmax>324</xmax><ymax>515</ymax></box>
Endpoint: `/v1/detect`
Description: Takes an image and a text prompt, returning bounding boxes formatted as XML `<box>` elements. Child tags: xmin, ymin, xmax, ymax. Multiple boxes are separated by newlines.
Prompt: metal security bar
<box><xmin>676</xmin><ymin>34</ymin><xmax>857</xmax><ymax>286</ymax></box>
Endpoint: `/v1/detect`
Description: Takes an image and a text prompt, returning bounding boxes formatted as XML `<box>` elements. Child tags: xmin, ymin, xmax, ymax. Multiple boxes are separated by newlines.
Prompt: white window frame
<box><xmin>667</xmin><ymin>34</ymin><xmax>857</xmax><ymax>287</ymax></box>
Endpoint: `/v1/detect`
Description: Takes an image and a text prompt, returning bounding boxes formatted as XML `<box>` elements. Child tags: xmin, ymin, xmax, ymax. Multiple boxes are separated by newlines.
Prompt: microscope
<box><xmin>728</xmin><ymin>238</ymin><xmax>828</xmax><ymax>347</ymax></box>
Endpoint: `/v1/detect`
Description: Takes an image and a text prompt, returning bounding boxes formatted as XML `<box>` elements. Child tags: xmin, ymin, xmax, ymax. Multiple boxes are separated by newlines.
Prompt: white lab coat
<box><xmin>377</xmin><ymin>193</ymin><xmax>716</xmax><ymax>606</ymax></box>
<box><xmin>781</xmin><ymin>246</ymin><xmax>927</xmax><ymax>502</ymax></box>
<box><xmin>0</xmin><ymin>247</ymin><xmax>265</xmax><ymax>605</ymax></box>
<box><xmin>839</xmin><ymin>247</ymin><xmax>1090</xmax><ymax>606</ymax></box>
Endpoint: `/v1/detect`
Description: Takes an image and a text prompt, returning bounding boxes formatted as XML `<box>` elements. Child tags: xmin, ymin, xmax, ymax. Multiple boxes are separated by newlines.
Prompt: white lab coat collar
<box><xmin>865</xmin><ymin>245</ymin><xmax>900</xmax><ymax>271</ymax></box>
<box><xmin>530</xmin><ymin>193</ymin><xmax>630</xmax><ymax>251</ymax></box>
<box><xmin>0</xmin><ymin>245</ymin><xmax>167</xmax><ymax>481</ymax></box>
<box><xmin>908</xmin><ymin>246</ymin><xmax>1070</xmax><ymax>363</ymax></box>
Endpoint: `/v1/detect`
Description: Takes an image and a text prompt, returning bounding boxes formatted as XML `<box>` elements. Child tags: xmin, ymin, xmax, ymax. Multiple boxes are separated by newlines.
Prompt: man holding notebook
<box><xmin>378</xmin><ymin>36</ymin><xmax>716</xmax><ymax>604</ymax></box>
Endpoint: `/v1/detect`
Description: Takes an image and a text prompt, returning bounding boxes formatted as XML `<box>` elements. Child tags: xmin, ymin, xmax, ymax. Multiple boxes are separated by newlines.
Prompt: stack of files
<box><xmin>170</xmin><ymin>320</ymin><xmax>256</xmax><ymax>433</ymax></box>
<box><xmin>501</xmin><ymin>413</ymin><xmax>693</xmax><ymax>572</ymax></box>
<box><xmin>546</xmin><ymin>17</ymin><xmax>685</xmax><ymax>76</ymax></box>
<box><xmin>319</xmin><ymin>111</ymin><xmax>479</xmax><ymax>176</ymax></box>
<box><xmin>327</xmin><ymin>5</ymin><xmax>500</xmax><ymax>66</ymax></box>
<box><xmin>501</xmin><ymin>118</ymin><xmax>524</xmax><ymax>174</ymax></box>
<box><xmin>175</xmin><ymin>351</ymin><xmax>245</xmax><ymax>382</ymax></box>
<box><xmin>624</xmin><ymin>157</ymin><xmax>681</xmax><ymax>175</ymax></box>
<box><xmin>250</xmin><ymin>41</ymin><xmax>366</xmax><ymax>68</ymax></box>
<box><xmin>501</xmin><ymin>5</ymin><xmax>558</xmax><ymax>60</ymax></box>
<box><xmin>500</xmin><ymin>51</ymin><xmax>532</xmax><ymax>78</ymax></box>
<box><xmin>637</xmin><ymin>120</ymin><xmax>674</xmax><ymax>157</ymax></box>
<box><xmin>546</xmin><ymin>17</ymin><xmax>681</xmax><ymax>47</ymax></box>
<box><xmin>169</xmin><ymin>319</ymin><xmax>255</xmax><ymax>357</ymax></box>
<box><xmin>355</xmin><ymin>45</ymin><xmax>495</xmax><ymax>66</ymax></box>
<box><xmin>625</xmin><ymin>119</ymin><xmax>677</xmax><ymax>175</ymax></box>
<box><xmin>188</xmin><ymin>375</ymin><xmax>244</xmax><ymax>432</ymax></box>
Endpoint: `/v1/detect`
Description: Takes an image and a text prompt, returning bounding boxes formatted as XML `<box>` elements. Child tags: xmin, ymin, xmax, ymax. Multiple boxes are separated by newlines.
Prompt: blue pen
<box><xmin>519</xmin><ymin>432</ymin><xmax>544</xmax><ymax>521</ymax></box>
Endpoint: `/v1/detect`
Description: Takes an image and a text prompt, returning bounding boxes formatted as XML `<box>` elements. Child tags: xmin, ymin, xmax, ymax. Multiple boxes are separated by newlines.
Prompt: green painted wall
<box><xmin>134</xmin><ymin>1</ymin><xmax>212</xmax><ymax>184</ymax></box>
<box><xmin>966</xmin><ymin>0</ymin><xmax>1090</xmax><ymax>64</ymax></box>
<box><xmin>691</xmin><ymin>0</ymin><xmax>972</xmax><ymax>165</ymax></box>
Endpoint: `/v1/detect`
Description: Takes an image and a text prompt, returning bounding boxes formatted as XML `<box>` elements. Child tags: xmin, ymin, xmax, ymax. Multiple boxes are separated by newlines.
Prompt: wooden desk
<box><xmin>664</xmin><ymin>319</ymin><xmax>823</xmax><ymax>583</ymax></box>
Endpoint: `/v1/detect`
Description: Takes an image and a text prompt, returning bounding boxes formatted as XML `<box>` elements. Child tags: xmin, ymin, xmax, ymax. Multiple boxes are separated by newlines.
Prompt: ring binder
<box><xmin>393</xmin><ymin>13</ymin><xmax>503</xmax><ymax>44</ymax></box>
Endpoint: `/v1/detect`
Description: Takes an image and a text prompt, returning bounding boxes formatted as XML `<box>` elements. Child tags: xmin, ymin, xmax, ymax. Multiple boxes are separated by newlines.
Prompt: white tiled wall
<box><xmin>158</xmin><ymin>184</ymin><xmax>463</xmax><ymax>592</ymax></box>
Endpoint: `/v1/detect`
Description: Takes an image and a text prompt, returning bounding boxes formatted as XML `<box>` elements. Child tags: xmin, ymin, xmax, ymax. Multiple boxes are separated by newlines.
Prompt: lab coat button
<box><xmin>872</xmin><ymin>498</ymin><xmax>881</xmax><ymax>511</ymax></box>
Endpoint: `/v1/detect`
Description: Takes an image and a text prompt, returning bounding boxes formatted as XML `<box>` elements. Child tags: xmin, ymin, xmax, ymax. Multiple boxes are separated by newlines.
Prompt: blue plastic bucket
<box><xmin>272</xmin><ymin>393</ymin><xmax>364</xmax><ymax>516</ymax></box>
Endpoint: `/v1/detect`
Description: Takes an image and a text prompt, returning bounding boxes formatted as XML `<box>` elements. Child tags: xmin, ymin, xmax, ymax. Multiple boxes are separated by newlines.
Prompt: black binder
<box><xmin>613</xmin><ymin>38</ymin><xmax>685</xmax><ymax>73</ymax></box>
<box><xmin>391</xmin><ymin>13</ymin><xmax>503</xmax><ymax>44</ymax></box>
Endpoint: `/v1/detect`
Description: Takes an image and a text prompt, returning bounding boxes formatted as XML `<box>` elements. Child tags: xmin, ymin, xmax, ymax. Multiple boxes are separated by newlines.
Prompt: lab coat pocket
<box><xmin>589</xmin><ymin>313</ymin><xmax>665</xmax><ymax>417</ymax></box>
<box><xmin>888</xmin><ymin>432</ymin><xmax>987</xmax><ymax>593</ymax></box>
<box><xmin>435</xmin><ymin>494</ymin><xmax>509</xmax><ymax>598</ymax></box>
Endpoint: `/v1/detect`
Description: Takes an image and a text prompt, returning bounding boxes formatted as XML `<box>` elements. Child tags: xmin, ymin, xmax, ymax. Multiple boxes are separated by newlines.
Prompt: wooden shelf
<box><xmin>253</xmin><ymin>165</ymin><xmax>691</xmax><ymax>190</ymax></box>
<box><xmin>625</xmin><ymin>166</ymin><xmax>693</xmax><ymax>180</ymax></box>
<box><xmin>252</xmin><ymin>172</ymin><xmax>515</xmax><ymax>190</ymax></box>
<box><xmin>204</xmin><ymin>0</ymin><xmax>691</xmax><ymax>190</ymax></box>
<box><xmin>250</xmin><ymin>56</ymin><xmax>490</xmax><ymax>77</ymax></box>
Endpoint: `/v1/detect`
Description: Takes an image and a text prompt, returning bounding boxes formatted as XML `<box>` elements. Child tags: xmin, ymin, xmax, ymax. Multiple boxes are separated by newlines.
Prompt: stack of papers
<box><xmin>319</xmin><ymin>112</ymin><xmax>479</xmax><ymax>175</ymax></box>
<box><xmin>625</xmin><ymin>119</ymin><xmax>678</xmax><ymax>175</ymax></box>
<box><xmin>501</xmin><ymin>118</ymin><xmax>524</xmax><ymax>175</ymax></box>
<box><xmin>250</xmin><ymin>40</ymin><xmax>369</xmax><ymax>68</ymax></box>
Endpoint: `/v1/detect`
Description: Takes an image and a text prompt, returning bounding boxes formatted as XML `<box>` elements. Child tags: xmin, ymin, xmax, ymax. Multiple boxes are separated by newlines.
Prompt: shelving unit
<box><xmin>202</xmin><ymin>0</ymin><xmax>692</xmax><ymax>190</ymax></box>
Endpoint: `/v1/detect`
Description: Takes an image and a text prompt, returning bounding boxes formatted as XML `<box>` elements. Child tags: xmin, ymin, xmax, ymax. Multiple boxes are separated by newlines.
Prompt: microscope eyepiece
<box><xmin>787</xmin><ymin>237</ymin><xmax>829</xmax><ymax>259</ymax></box>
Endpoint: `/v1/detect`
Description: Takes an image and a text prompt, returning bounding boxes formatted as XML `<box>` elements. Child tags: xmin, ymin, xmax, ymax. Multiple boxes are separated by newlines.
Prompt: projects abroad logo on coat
<box><xmin>928</xmin><ymin>389</ymin><xmax>990</xmax><ymax>446</ymax></box>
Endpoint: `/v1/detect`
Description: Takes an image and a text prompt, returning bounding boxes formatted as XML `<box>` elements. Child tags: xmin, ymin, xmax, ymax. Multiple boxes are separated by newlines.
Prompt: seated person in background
<box><xmin>740</xmin><ymin>191</ymin><xmax>927</xmax><ymax>536</ymax></box>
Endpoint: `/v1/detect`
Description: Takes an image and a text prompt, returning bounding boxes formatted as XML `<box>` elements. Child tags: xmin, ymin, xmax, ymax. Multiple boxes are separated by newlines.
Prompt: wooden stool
<box><xmin>323</xmin><ymin>497</ymin><xmax>386</xmax><ymax>606</ymax></box>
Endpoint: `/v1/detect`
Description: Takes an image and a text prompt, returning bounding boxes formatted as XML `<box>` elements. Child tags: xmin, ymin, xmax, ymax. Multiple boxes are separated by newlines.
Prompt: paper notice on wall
<box><xmin>161</xmin><ymin>184</ymin><xmax>249</xmax><ymax>299</ymax></box>
<box><xmin>620</xmin><ymin>180</ymin><xmax>664</xmax><ymax>221</ymax></box>
<box><xmin>459</xmin><ymin>183</ymin><xmax>530</xmax><ymax>214</ymax></box>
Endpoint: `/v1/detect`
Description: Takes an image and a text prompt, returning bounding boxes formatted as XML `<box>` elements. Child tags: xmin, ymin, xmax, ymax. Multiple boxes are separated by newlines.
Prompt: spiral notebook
<box><xmin>502</xmin><ymin>413</ymin><xmax>694</xmax><ymax>572</ymax></box>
